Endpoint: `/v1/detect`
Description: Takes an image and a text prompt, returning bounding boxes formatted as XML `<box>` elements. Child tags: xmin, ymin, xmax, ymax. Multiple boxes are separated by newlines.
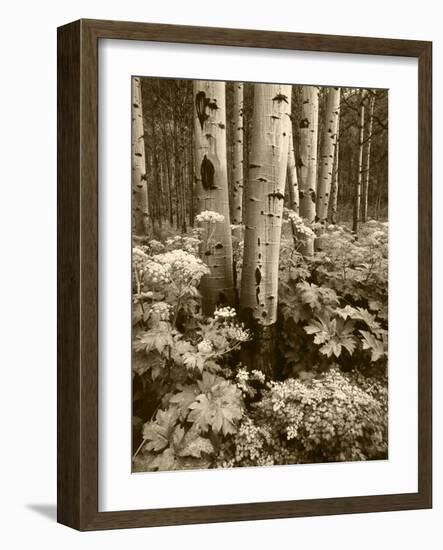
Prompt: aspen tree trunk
<box><xmin>286</xmin><ymin>124</ymin><xmax>299</xmax><ymax>214</ymax></box>
<box><xmin>132</xmin><ymin>77</ymin><xmax>149</xmax><ymax>236</ymax></box>
<box><xmin>231</xmin><ymin>83</ymin><xmax>244</xmax><ymax>241</ymax></box>
<box><xmin>193</xmin><ymin>81</ymin><xmax>234</xmax><ymax>315</ymax></box>
<box><xmin>297</xmin><ymin>86</ymin><xmax>319</xmax><ymax>255</ymax></box>
<box><xmin>316</xmin><ymin>87</ymin><xmax>340</xmax><ymax>225</ymax></box>
<box><xmin>362</xmin><ymin>92</ymin><xmax>376</xmax><ymax>223</ymax></box>
<box><xmin>329</xmin><ymin>130</ymin><xmax>340</xmax><ymax>224</ymax></box>
<box><xmin>352</xmin><ymin>90</ymin><xmax>366</xmax><ymax>233</ymax></box>
<box><xmin>240</xmin><ymin>83</ymin><xmax>292</xmax><ymax>376</ymax></box>
<box><xmin>286</xmin><ymin>123</ymin><xmax>299</xmax><ymax>247</ymax></box>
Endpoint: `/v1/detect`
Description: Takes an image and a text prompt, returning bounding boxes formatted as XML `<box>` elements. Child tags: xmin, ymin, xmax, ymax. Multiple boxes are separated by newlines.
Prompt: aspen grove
<box><xmin>132</xmin><ymin>79</ymin><xmax>388</xmax><ymax>472</ymax></box>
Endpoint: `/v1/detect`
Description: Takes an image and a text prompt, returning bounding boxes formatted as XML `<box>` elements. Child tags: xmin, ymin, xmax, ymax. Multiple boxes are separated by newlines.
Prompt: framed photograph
<box><xmin>57</xmin><ymin>19</ymin><xmax>432</xmax><ymax>530</ymax></box>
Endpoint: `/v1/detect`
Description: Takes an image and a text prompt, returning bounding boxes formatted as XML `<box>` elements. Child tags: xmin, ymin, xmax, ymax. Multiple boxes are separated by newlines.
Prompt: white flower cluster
<box><xmin>251</xmin><ymin>369</ymin><xmax>266</xmax><ymax>383</ymax></box>
<box><xmin>195</xmin><ymin>210</ymin><xmax>225</xmax><ymax>224</ymax></box>
<box><xmin>197</xmin><ymin>339</ymin><xmax>213</xmax><ymax>354</ymax></box>
<box><xmin>165</xmin><ymin>235</ymin><xmax>201</xmax><ymax>255</ymax></box>
<box><xmin>225</xmin><ymin>324</ymin><xmax>251</xmax><ymax>343</ymax></box>
<box><xmin>214</xmin><ymin>306</ymin><xmax>237</xmax><ymax>320</ymax></box>
<box><xmin>284</xmin><ymin>209</ymin><xmax>316</xmax><ymax>238</ymax></box>
<box><xmin>153</xmin><ymin>249</ymin><xmax>209</xmax><ymax>284</ymax></box>
<box><xmin>133</xmin><ymin>247</ymin><xmax>150</xmax><ymax>273</ymax></box>
<box><xmin>147</xmin><ymin>239</ymin><xmax>165</xmax><ymax>254</ymax></box>
<box><xmin>149</xmin><ymin>301</ymin><xmax>172</xmax><ymax>321</ymax></box>
<box><xmin>143</xmin><ymin>259</ymin><xmax>171</xmax><ymax>285</ymax></box>
<box><xmin>236</xmin><ymin>368</ymin><xmax>250</xmax><ymax>393</ymax></box>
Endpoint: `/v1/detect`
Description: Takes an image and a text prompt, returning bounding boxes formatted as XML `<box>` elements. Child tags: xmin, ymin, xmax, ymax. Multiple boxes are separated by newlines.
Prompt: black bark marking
<box><xmin>309</xmin><ymin>189</ymin><xmax>316</xmax><ymax>203</ymax></box>
<box><xmin>300</xmin><ymin>118</ymin><xmax>310</xmax><ymax>129</ymax></box>
<box><xmin>268</xmin><ymin>192</ymin><xmax>285</xmax><ymax>201</ymax></box>
<box><xmin>255</xmin><ymin>268</ymin><xmax>262</xmax><ymax>285</ymax></box>
<box><xmin>201</xmin><ymin>155</ymin><xmax>216</xmax><ymax>190</ymax></box>
<box><xmin>218</xmin><ymin>123</ymin><xmax>226</xmax><ymax>129</ymax></box>
<box><xmin>215</xmin><ymin>242</ymin><xmax>223</xmax><ymax>249</ymax></box>
<box><xmin>196</xmin><ymin>91</ymin><xmax>210</xmax><ymax>130</ymax></box>
<box><xmin>273</xmin><ymin>93</ymin><xmax>289</xmax><ymax>104</ymax></box>
<box><xmin>208</xmin><ymin>100</ymin><xmax>218</xmax><ymax>111</ymax></box>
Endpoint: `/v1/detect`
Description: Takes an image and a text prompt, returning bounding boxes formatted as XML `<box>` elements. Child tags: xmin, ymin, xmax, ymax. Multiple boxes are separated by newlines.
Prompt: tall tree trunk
<box><xmin>329</xmin><ymin>128</ymin><xmax>340</xmax><ymax>224</ymax></box>
<box><xmin>297</xmin><ymin>86</ymin><xmax>319</xmax><ymax>255</ymax></box>
<box><xmin>231</xmin><ymin>83</ymin><xmax>244</xmax><ymax>241</ymax></box>
<box><xmin>132</xmin><ymin>77</ymin><xmax>149</xmax><ymax>236</ymax></box>
<box><xmin>362</xmin><ymin>92</ymin><xmax>376</xmax><ymax>223</ymax></box>
<box><xmin>240</xmin><ymin>83</ymin><xmax>292</xmax><ymax>376</ymax></box>
<box><xmin>193</xmin><ymin>80</ymin><xmax>234</xmax><ymax>315</ymax></box>
<box><xmin>316</xmin><ymin>87</ymin><xmax>340</xmax><ymax>225</ymax></box>
<box><xmin>286</xmin><ymin>124</ymin><xmax>299</xmax><ymax>214</ymax></box>
<box><xmin>352</xmin><ymin>90</ymin><xmax>366</xmax><ymax>233</ymax></box>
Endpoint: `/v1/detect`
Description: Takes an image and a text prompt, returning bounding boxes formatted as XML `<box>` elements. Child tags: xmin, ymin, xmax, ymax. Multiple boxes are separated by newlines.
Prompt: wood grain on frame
<box><xmin>57</xmin><ymin>19</ymin><xmax>432</xmax><ymax>530</ymax></box>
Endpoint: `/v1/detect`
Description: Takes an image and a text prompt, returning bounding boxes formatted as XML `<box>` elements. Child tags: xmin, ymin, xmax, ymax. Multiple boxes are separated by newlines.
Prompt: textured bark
<box><xmin>231</xmin><ymin>83</ymin><xmax>244</xmax><ymax>240</ymax></box>
<box><xmin>240</xmin><ymin>83</ymin><xmax>291</xmax><ymax>375</ymax></box>
<box><xmin>286</xmin><ymin>124</ymin><xmax>299</xmax><ymax>214</ymax></box>
<box><xmin>316</xmin><ymin>87</ymin><xmax>340</xmax><ymax>224</ymax></box>
<box><xmin>362</xmin><ymin>92</ymin><xmax>376</xmax><ymax>223</ymax></box>
<box><xmin>329</xmin><ymin>129</ymin><xmax>340</xmax><ymax>224</ymax></box>
<box><xmin>352</xmin><ymin>90</ymin><xmax>366</xmax><ymax>233</ymax></box>
<box><xmin>297</xmin><ymin>86</ymin><xmax>319</xmax><ymax>255</ymax></box>
<box><xmin>193</xmin><ymin>81</ymin><xmax>234</xmax><ymax>315</ymax></box>
<box><xmin>132</xmin><ymin>77</ymin><xmax>149</xmax><ymax>236</ymax></box>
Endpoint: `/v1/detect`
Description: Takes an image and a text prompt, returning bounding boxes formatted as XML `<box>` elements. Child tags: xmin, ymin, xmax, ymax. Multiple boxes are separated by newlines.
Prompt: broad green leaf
<box><xmin>359</xmin><ymin>330</ymin><xmax>386</xmax><ymax>362</ymax></box>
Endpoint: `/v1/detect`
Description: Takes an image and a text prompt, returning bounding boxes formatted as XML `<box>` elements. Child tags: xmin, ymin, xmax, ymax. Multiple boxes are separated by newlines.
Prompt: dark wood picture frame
<box><xmin>57</xmin><ymin>18</ymin><xmax>432</xmax><ymax>531</ymax></box>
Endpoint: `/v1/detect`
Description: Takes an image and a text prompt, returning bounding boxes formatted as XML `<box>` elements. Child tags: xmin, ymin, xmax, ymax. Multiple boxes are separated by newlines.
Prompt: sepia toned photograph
<box><xmin>131</xmin><ymin>77</ymin><xmax>388</xmax><ymax>473</ymax></box>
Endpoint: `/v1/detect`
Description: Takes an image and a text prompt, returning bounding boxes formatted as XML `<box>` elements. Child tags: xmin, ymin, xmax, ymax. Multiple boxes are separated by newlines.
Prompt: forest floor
<box><xmin>132</xmin><ymin>219</ymin><xmax>388</xmax><ymax>471</ymax></box>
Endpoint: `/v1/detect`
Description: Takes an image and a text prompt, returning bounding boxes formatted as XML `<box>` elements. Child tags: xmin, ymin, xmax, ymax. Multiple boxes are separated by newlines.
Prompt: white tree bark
<box><xmin>286</xmin><ymin>124</ymin><xmax>299</xmax><ymax>214</ymax></box>
<box><xmin>231</xmin><ymin>83</ymin><xmax>244</xmax><ymax>241</ymax></box>
<box><xmin>353</xmin><ymin>89</ymin><xmax>366</xmax><ymax>233</ymax></box>
<box><xmin>132</xmin><ymin>77</ymin><xmax>149</xmax><ymax>236</ymax></box>
<box><xmin>193</xmin><ymin>80</ymin><xmax>234</xmax><ymax>315</ymax></box>
<box><xmin>316</xmin><ymin>87</ymin><xmax>340</xmax><ymax>225</ymax></box>
<box><xmin>241</xmin><ymin>83</ymin><xmax>291</xmax><ymax>325</ymax></box>
<box><xmin>329</xmin><ymin>126</ymin><xmax>340</xmax><ymax>224</ymax></box>
<box><xmin>240</xmin><ymin>83</ymin><xmax>291</xmax><ymax>374</ymax></box>
<box><xmin>297</xmin><ymin>86</ymin><xmax>319</xmax><ymax>255</ymax></box>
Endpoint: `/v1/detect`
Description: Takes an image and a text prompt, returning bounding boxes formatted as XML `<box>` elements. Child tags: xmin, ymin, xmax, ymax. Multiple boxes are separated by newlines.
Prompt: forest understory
<box><xmin>131</xmin><ymin>78</ymin><xmax>388</xmax><ymax>472</ymax></box>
